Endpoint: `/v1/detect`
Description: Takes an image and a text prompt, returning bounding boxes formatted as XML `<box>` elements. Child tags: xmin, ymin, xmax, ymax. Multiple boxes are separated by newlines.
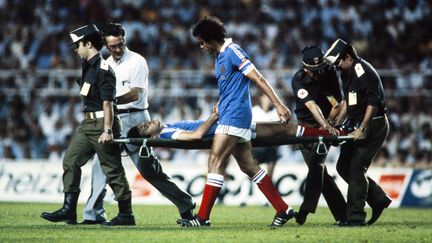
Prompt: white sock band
<box><xmin>206</xmin><ymin>173</ymin><xmax>224</xmax><ymax>187</ymax></box>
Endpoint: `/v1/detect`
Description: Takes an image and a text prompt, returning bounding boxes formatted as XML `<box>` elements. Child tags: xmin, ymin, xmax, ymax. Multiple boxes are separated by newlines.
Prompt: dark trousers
<box><xmin>63</xmin><ymin>117</ymin><xmax>131</xmax><ymax>201</ymax></box>
<box><xmin>336</xmin><ymin>116</ymin><xmax>389</xmax><ymax>221</ymax></box>
<box><xmin>133</xmin><ymin>153</ymin><xmax>194</xmax><ymax>213</ymax></box>
<box><xmin>298</xmin><ymin>142</ymin><xmax>347</xmax><ymax>221</ymax></box>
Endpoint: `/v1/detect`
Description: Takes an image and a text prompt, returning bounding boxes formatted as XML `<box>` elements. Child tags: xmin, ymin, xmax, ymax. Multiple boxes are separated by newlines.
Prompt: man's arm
<box><xmin>333</xmin><ymin>100</ymin><xmax>347</xmax><ymax>126</ymax></box>
<box><xmin>246</xmin><ymin>69</ymin><xmax>291</xmax><ymax>122</ymax></box>
<box><xmin>304</xmin><ymin>100</ymin><xmax>340</xmax><ymax>135</ymax></box>
<box><xmin>350</xmin><ymin>105</ymin><xmax>377</xmax><ymax>140</ymax></box>
<box><xmin>116</xmin><ymin>87</ymin><xmax>141</xmax><ymax>104</ymax></box>
<box><xmin>174</xmin><ymin>111</ymin><xmax>219</xmax><ymax>141</ymax></box>
<box><xmin>327</xmin><ymin>103</ymin><xmax>340</xmax><ymax>123</ymax></box>
<box><xmin>98</xmin><ymin>100</ymin><xmax>114</xmax><ymax>143</ymax></box>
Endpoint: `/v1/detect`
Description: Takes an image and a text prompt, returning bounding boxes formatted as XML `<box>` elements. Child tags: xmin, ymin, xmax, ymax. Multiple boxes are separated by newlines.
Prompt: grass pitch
<box><xmin>1</xmin><ymin>202</ymin><xmax>431</xmax><ymax>242</ymax></box>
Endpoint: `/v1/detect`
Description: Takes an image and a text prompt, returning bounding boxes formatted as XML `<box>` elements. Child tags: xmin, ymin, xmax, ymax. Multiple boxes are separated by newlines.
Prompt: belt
<box><xmin>117</xmin><ymin>108</ymin><xmax>146</xmax><ymax>114</ymax></box>
<box><xmin>348</xmin><ymin>114</ymin><xmax>386</xmax><ymax>122</ymax></box>
<box><xmin>372</xmin><ymin>114</ymin><xmax>386</xmax><ymax>120</ymax></box>
<box><xmin>84</xmin><ymin>111</ymin><xmax>104</xmax><ymax>119</ymax></box>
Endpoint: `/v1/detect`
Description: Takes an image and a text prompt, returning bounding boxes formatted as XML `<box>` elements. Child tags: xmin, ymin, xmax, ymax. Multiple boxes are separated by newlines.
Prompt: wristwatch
<box><xmin>104</xmin><ymin>128</ymin><xmax>113</xmax><ymax>135</ymax></box>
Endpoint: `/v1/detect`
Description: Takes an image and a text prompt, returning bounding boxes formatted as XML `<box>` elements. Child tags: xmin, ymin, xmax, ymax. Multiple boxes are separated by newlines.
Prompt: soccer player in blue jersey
<box><xmin>178</xmin><ymin>16</ymin><xmax>294</xmax><ymax>227</ymax></box>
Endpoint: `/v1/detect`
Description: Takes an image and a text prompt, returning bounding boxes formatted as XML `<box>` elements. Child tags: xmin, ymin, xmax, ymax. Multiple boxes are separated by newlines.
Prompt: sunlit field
<box><xmin>1</xmin><ymin>202</ymin><xmax>431</xmax><ymax>242</ymax></box>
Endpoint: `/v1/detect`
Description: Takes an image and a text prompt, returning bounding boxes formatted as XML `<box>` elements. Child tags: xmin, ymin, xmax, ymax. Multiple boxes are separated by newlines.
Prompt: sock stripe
<box><xmin>296</xmin><ymin>125</ymin><xmax>304</xmax><ymax>137</ymax></box>
<box><xmin>206</xmin><ymin>173</ymin><xmax>224</xmax><ymax>187</ymax></box>
<box><xmin>206</xmin><ymin>181</ymin><xmax>223</xmax><ymax>187</ymax></box>
<box><xmin>252</xmin><ymin>169</ymin><xmax>266</xmax><ymax>183</ymax></box>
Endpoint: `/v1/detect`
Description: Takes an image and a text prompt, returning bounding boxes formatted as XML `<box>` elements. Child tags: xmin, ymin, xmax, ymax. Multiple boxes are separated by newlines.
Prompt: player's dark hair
<box><xmin>103</xmin><ymin>22</ymin><xmax>126</xmax><ymax>37</ymax></box>
<box><xmin>192</xmin><ymin>16</ymin><xmax>226</xmax><ymax>43</ymax></box>
<box><xmin>127</xmin><ymin>125</ymin><xmax>150</xmax><ymax>138</ymax></box>
<box><xmin>82</xmin><ymin>32</ymin><xmax>104</xmax><ymax>51</ymax></box>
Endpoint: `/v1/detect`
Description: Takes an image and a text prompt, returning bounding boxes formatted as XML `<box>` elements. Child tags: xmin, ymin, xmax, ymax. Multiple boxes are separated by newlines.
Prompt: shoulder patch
<box><xmin>297</xmin><ymin>88</ymin><xmax>309</xmax><ymax>99</ymax></box>
<box><xmin>354</xmin><ymin>63</ymin><xmax>365</xmax><ymax>78</ymax></box>
<box><xmin>100</xmin><ymin>60</ymin><xmax>109</xmax><ymax>70</ymax></box>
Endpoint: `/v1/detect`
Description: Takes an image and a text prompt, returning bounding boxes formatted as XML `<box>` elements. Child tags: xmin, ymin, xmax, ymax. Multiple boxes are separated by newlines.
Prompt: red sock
<box><xmin>253</xmin><ymin>169</ymin><xmax>288</xmax><ymax>214</ymax></box>
<box><xmin>297</xmin><ymin>125</ymin><xmax>346</xmax><ymax>136</ymax></box>
<box><xmin>197</xmin><ymin>173</ymin><xmax>224</xmax><ymax>220</ymax></box>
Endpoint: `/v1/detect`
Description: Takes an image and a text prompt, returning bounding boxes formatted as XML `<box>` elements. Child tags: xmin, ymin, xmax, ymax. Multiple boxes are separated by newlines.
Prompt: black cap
<box><xmin>324</xmin><ymin>38</ymin><xmax>348</xmax><ymax>65</ymax></box>
<box><xmin>68</xmin><ymin>24</ymin><xmax>100</xmax><ymax>46</ymax></box>
<box><xmin>302</xmin><ymin>46</ymin><xmax>326</xmax><ymax>71</ymax></box>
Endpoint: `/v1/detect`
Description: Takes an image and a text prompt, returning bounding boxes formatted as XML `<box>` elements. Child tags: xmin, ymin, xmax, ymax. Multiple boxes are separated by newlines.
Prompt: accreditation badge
<box><xmin>348</xmin><ymin>91</ymin><xmax>357</xmax><ymax>105</ymax></box>
<box><xmin>80</xmin><ymin>82</ymin><xmax>91</xmax><ymax>96</ymax></box>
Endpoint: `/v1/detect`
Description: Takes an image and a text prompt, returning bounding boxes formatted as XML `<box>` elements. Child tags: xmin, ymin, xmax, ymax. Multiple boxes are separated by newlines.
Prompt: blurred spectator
<box><xmin>28</xmin><ymin>118</ymin><xmax>48</xmax><ymax>159</ymax></box>
<box><xmin>0</xmin><ymin>1</ymin><xmax>430</xmax><ymax>70</ymax></box>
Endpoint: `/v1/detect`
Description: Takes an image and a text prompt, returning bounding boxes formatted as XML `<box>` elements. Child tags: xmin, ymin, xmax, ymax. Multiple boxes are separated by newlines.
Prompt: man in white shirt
<box><xmin>81</xmin><ymin>23</ymin><xmax>195</xmax><ymax>225</ymax></box>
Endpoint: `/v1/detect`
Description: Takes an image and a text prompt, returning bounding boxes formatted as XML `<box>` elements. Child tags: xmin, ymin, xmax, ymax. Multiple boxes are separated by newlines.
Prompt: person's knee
<box><xmin>348</xmin><ymin>163</ymin><xmax>367</xmax><ymax>180</ymax></box>
<box><xmin>307</xmin><ymin>159</ymin><xmax>325</xmax><ymax>171</ymax></box>
<box><xmin>208</xmin><ymin>154</ymin><xmax>228</xmax><ymax>173</ymax></box>
<box><xmin>336</xmin><ymin>161</ymin><xmax>349</xmax><ymax>179</ymax></box>
<box><xmin>136</xmin><ymin>156</ymin><xmax>163</xmax><ymax>179</ymax></box>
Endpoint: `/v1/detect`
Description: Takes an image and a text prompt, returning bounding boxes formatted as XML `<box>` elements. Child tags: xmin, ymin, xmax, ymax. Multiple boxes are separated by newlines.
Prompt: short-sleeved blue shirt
<box><xmin>215</xmin><ymin>38</ymin><xmax>255</xmax><ymax>129</ymax></box>
<box><xmin>159</xmin><ymin>120</ymin><xmax>217</xmax><ymax>139</ymax></box>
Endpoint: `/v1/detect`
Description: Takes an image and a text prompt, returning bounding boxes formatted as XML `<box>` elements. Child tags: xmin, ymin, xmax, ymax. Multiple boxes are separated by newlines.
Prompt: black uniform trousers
<box><xmin>298</xmin><ymin>142</ymin><xmax>347</xmax><ymax>221</ymax></box>
<box><xmin>336</xmin><ymin>116</ymin><xmax>389</xmax><ymax>221</ymax></box>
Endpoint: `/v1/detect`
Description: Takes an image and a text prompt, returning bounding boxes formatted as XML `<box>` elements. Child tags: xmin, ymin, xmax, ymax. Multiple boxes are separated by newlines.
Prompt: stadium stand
<box><xmin>0</xmin><ymin>0</ymin><xmax>431</xmax><ymax>168</ymax></box>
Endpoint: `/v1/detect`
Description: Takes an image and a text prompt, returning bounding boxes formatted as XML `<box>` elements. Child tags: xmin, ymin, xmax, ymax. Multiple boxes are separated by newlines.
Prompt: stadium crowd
<box><xmin>0</xmin><ymin>0</ymin><xmax>431</xmax><ymax>168</ymax></box>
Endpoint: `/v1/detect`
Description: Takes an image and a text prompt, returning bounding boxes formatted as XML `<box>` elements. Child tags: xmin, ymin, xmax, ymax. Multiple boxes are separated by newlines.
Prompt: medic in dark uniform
<box><xmin>324</xmin><ymin>39</ymin><xmax>392</xmax><ymax>227</ymax></box>
<box><xmin>291</xmin><ymin>46</ymin><xmax>347</xmax><ymax>225</ymax></box>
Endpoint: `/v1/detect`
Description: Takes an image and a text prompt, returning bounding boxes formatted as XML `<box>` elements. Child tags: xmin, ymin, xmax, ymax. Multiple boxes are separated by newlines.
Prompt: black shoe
<box><xmin>368</xmin><ymin>196</ymin><xmax>392</xmax><ymax>225</ymax></box>
<box><xmin>338</xmin><ymin>220</ymin><xmax>367</xmax><ymax>227</ymax></box>
<box><xmin>269</xmin><ymin>207</ymin><xmax>295</xmax><ymax>228</ymax></box>
<box><xmin>41</xmin><ymin>192</ymin><xmax>79</xmax><ymax>224</ymax></box>
<box><xmin>177</xmin><ymin>204</ymin><xmax>196</xmax><ymax>224</ymax></box>
<box><xmin>79</xmin><ymin>219</ymin><xmax>106</xmax><ymax>225</ymax></box>
<box><xmin>41</xmin><ymin>209</ymin><xmax>77</xmax><ymax>224</ymax></box>
<box><xmin>294</xmin><ymin>210</ymin><xmax>308</xmax><ymax>225</ymax></box>
<box><xmin>102</xmin><ymin>213</ymin><xmax>136</xmax><ymax>226</ymax></box>
<box><xmin>333</xmin><ymin>220</ymin><xmax>346</xmax><ymax>226</ymax></box>
<box><xmin>180</xmin><ymin>215</ymin><xmax>211</xmax><ymax>227</ymax></box>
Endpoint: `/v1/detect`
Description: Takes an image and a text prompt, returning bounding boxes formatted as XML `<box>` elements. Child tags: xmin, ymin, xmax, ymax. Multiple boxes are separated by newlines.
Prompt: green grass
<box><xmin>1</xmin><ymin>202</ymin><xmax>431</xmax><ymax>243</ymax></box>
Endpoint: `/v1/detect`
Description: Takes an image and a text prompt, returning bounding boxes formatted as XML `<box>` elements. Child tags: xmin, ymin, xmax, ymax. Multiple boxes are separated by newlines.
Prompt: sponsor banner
<box><xmin>0</xmin><ymin>160</ymin><xmax>93</xmax><ymax>203</ymax></box>
<box><xmin>364</xmin><ymin>168</ymin><xmax>413</xmax><ymax>208</ymax></box>
<box><xmin>401</xmin><ymin>169</ymin><xmax>432</xmax><ymax>207</ymax></box>
<box><xmin>0</xmin><ymin>159</ymin><xmax>417</xmax><ymax>207</ymax></box>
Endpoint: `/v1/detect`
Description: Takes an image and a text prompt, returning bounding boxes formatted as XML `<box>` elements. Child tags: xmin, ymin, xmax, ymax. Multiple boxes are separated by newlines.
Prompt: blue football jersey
<box><xmin>159</xmin><ymin>120</ymin><xmax>218</xmax><ymax>139</ymax></box>
<box><xmin>215</xmin><ymin>38</ymin><xmax>255</xmax><ymax>129</ymax></box>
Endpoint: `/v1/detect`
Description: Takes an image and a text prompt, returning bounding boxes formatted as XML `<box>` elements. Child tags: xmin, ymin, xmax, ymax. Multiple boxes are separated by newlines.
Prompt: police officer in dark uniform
<box><xmin>291</xmin><ymin>46</ymin><xmax>347</xmax><ymax>225</ymax></box>
<box><xmin>324</xmin><ymin>39</ymin><xmax>392</xmax><ymax>227</ymax></box>
<box><xmin>41</xmin><ymin>24</ymin><xmax>135</xmax><ymax>226</ymax></box>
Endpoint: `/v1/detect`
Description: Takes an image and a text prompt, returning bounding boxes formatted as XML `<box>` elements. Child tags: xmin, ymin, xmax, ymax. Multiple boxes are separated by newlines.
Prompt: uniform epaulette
<box><xmin>354</xmin><ymin>63</ymin><xmax>365</xmax><ymax>78</ymax></box>
<box><xmin>100</xmin><ymin>60</ymin><xmax>109</xmax><ymax>70</ymax></box>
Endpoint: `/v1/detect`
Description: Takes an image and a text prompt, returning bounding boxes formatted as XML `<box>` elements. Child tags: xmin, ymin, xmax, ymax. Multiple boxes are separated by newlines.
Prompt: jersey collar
<box><xmin>219</xmin><ymin>38</ymin><xmax>233</xmax><ymax>53</ymax></box>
